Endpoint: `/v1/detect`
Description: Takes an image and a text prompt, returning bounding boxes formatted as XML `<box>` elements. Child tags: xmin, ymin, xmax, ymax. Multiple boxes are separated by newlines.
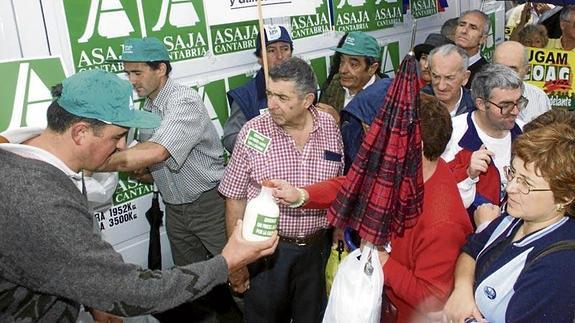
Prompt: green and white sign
<box><xmin>373</xmin><ymin>0</ymin><xmax>403</xmax><ymax>29</ymax></box>
<box><xmin>113</xmin><ymin>173</ymin><xmax>154</xmax><ymax>205</ymax></box>
<box><xmin>332</xmin><ymin>0</ymin><xmax>403</xmax><ymax>32</ymax></box>
<box><xmin>210</xmin><ymin>21</ymin><xmax>259</xmax><ymax>56</ymax></box>
<box><xmin>481</xmin><ymin>12</ymin><xmax>497</xmax><ymax>61</ymax></box>
<box><xmin>291</xmin><ymin>0</ymin><xmax>331</xmax><ymax>39</ymax></box>
<box><xmin>381</xmin><ymin>41</ymin><xmax>400</xmax><ymax>77</ymax></box>
<box><xmin>63</xmin><ymin>0</ymin><xmax>209</xmax><ymax>72</ymax></box>
<box><xmin>410</xmin><ymin>0</ymin><xmax>438</xmax><ymax>19</ymax></box>
<box><xmin>245</xmin><ymin>129</ymin><xmax>271</xmax><ymax>154</ymax></box>
<box><xmin>332</xmin><ymin>0</ymin><xmax>373</xmax><ymax>32</ymax></box>
<box><xmin>0</xmin><ymin>57</ymin><xmax>67</xmax><ymax>132</ymax></box>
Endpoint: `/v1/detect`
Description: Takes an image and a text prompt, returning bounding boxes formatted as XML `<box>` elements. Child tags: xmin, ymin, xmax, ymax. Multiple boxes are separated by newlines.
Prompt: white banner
<box><xmin>204</xmin><ymin>0</ymin><xmax>319</xmax><ymax>25</ymax></box>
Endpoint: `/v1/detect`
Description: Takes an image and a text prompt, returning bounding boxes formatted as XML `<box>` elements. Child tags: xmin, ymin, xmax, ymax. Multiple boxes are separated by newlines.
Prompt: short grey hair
<box><xmin>560</xmin><ymin>5</ymin><xmax>575</xmax><ymax>22</ymax></box>
<box><xmin>460</xmin><ymin>10</ymin><xmax>490</xmax><ymax>35</ymax></box>
<box><xmin>428</xmin><ymin>44</ymin><xmax>469</xmax><ymax>71</ymax></box>
<box><xmin>471</xmin><ymin>64</ymin><xmax>524</xmax><ymax>101</ymax></box>
<box><xmin>268</xmin><ymin>57</ymin><xmax>317</xmax><ymax>99</ymax></box>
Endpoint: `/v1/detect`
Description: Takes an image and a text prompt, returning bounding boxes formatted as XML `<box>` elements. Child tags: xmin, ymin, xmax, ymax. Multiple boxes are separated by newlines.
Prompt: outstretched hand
<box><xmin>221</xmin><ymin>220</ymin><xmax>278</xmax><ymax>273</ymax></box>
<box><xmin>269</xmin><ymin>179</ymin><xmax>300</xmax><ymax>205</ymax></box>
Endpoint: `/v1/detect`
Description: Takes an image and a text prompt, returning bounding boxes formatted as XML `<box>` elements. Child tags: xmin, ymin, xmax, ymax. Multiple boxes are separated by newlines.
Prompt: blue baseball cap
<box><xmin>120</xmin><ymin>37</ymin><xmax>170</xmax><ymax>62</ymax></box>
<box><xmin>57</xmin><ymin>69</ymin><xmax>160</xmax><ymax>129</ymax></box>
<box><xmin>255</xmin><ymin>25</ymin><xmax>293</xmax><ymax>57</ymax></box>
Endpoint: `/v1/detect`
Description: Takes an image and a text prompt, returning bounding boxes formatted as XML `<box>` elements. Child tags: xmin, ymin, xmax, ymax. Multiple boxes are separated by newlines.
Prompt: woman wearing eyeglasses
<box><xmin>441</xmin><ymin>122</ymin><xmax>575</xmax><ymax>323</ymax></box>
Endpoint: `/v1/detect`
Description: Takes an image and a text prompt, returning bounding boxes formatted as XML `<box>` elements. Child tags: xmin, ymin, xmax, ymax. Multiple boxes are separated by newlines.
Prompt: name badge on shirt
<box><xmin>245</xmin><ymin>129</ymin><xmax>271</xmax><ymax>154</ymax></box>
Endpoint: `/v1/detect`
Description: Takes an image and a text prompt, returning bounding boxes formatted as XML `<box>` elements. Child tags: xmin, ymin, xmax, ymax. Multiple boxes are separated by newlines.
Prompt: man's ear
<box><xmin>368</xmin><ymin>62</ymin><xmax>380</xmax><ymax>76</ymax></box>
<box><xmin>475</xmin><ymin>97</ymin><xmax>487</xmax><ymax>112</ymax></box>
<box><xmin>70</xmin><ymin>122</ymin><xmax>91</xmax><ymax>146</ymax></box>
<box><xmin>461</xmin><ymin>69</ymin><xmax>471</xmax><ymax>87</ymax></box>
<box><xmin>304</xmin><ymin>92</ymin><xmax>315</xmax><ymax>108</ymax></box>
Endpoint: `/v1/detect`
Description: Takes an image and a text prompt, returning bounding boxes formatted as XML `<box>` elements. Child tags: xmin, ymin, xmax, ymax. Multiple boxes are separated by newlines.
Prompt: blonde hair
<box><xmin>513</xmin><ymin>123</ymin><xmax>575</xmax><ymax>215</ymax></box>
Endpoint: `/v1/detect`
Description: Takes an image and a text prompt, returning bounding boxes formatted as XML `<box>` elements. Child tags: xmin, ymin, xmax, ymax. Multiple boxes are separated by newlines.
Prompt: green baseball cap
<box><xmin>120</xmin><ymin>37</ymin><xmax>170</xmax><ymax>62</ymax></box>
<box><xmin>332</xmin><ymin>31</ymin><xmax>381</xmax><ymax>58</ymax></box>
<box><xmin>57</xmin><ymin>69</ymin><xmax>161</xmax><ymax>129</ymax></box>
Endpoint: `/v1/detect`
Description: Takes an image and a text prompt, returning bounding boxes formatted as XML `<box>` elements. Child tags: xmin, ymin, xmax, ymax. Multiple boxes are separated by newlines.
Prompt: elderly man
<box><xmin>320</xmin><ymin>31</ymin><xmax>392</xmax><ymax>171</ymax></box>
<box><xmin>455</xmin><ymin>10</ymin><xmax>490</xmax><ymax>88</ymax></box>
<box><xmin>424</xmin><ymin>44</ymin><xmax>476</xmax><ymax>117</ymax></box>
<box><xmin>442</xmin><ymin>64</ymin><xmax>525</xmax><ymax>221</ymax></box>
<box><xmin>493</xmin><ymin>41</ymin><xmax>551</xmax><ymax>123</ymax></box>
<box><xmin>546</xmin><ymin>5</ymin><xmax>575</xmax><ymax>51</ymax></box>
<box><xmin>100</xmin><ymin>37</ymin><xmax>232</xmax><ymax>321</ymax></box>
<box><xmin>223</xmin><ymin>25</ymin><xmax>294</xmax><ymax>153</ymax></box>
<box><xmin>219</xmin><ymin>57</ymin><xmax>344</xmax><ymax>323</ymax></box>
<box><xmin>0</xmin><ymin>69</ymin><xmax>277</xmax><ymax>322</ymax></box>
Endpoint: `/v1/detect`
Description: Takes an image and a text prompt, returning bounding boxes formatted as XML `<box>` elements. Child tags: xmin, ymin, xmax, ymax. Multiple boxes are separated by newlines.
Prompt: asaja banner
<box><xmin>332</xmin><ymin>0</ymin><xmax>402</xmax><ymax>32</ymax></box>
<box><xmin>410</xmin><ymin>0</ymin><xmax>438</xmax><ymax>19</ymax></box>
<box><xmin>291</xmin><ymin>0</ymin><xmax>331</xmax><ymax>39</ymax></box>
<box><xmin>525</xmin><ymin>47</ymin><xmax>575</xmax><ymax>110</ymax></box>
<box><xmin>210</xmin><ymin>21</ymin><xmax>259</xmax><ymax>56</ymax></box>
<box><xmin>204</xmin><ymin>0</ymin><xmax>317</xmax><ymax>25</ymax></box>
<box><xmin>63</xmin><ymin>0</ymin><xmax>209</xmax><ymax>72</ymax></box>
<box><xmin>0</xmin><ymin>57</ymin><xmax>67</xmax><ymax>132</ymax></box>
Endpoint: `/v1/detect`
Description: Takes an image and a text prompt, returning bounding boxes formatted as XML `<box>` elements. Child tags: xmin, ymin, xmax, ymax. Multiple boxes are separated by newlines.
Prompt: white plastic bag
<box><xmin>322</xmin><ymin>242</ymin><xmax>383</xmax><ymax>323</ymax></box>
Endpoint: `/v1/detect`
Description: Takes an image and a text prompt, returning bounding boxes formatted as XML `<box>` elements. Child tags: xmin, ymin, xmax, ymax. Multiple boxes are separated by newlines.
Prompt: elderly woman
<box><xmin>515</xmin><ymin>24</ymin><xmax>549</xmax><ymax>48</ymax></box>
<box><xmin>442</xmin><ymin>122</ymin><xmax>575</xmax><ymax>323</ymax></box>
<box><xmin>272</xmin><ymin>94</ymin><xmax>473</xmax><ymax>323</ymax></box>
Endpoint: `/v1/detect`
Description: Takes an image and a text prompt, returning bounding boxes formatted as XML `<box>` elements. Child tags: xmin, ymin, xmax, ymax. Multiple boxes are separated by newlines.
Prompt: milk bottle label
<box><xmin>253</xmin><ymin>214</ymin><xmax>279</xmax><ymax>237</ymax></box>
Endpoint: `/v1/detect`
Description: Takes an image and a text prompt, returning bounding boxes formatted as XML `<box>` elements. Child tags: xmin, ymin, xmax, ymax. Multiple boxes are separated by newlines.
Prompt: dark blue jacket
<box><xmin>422</xmin><ymin>85</ymin><xmax>476</xmax><ymax>117</ymax></box>
<box><xmin>226</xmin><ymin>69</ymin><xmax>267</xmax><ymax>121</ymax></box>
<box><xmin>340</xmin><ymin>78</ymin><xmax>393</xmax><ymax>173</ymax></box>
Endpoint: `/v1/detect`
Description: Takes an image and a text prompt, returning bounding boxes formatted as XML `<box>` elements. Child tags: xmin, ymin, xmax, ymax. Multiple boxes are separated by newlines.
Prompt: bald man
<box><xmin>493</xmin><ymin>41</ymin><xmax>551</xmax><ymax>123</ymax></box>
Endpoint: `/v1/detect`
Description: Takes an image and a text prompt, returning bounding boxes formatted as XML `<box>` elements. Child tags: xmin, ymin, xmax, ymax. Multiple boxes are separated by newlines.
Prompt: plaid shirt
<box><xmin>219</xmin><ymin>108</ymin><xmax>343</xmax><ymax>238</ymax></box>
<box><xmin>142</xmin><ymin>78</ymin><xmax>225</xmax><ymax>204</ymax></box>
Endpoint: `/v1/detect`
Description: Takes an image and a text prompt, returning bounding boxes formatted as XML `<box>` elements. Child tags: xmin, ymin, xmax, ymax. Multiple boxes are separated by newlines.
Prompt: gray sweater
<box><xmin>0</xmin><ymin>148</ymin><xmax>228</xmax><ymax>322</ymax></box>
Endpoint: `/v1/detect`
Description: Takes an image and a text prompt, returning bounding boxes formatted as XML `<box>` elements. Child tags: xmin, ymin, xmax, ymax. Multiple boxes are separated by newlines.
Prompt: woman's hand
<box><xmin>269</xmin><ymin>179</ymin><xmax>302</xmax><ymax>205</ymax></box>
<box><xmin>474</xmin><ymin>203</ymin><xmax>500</xmax><ymax>229</ymax></box>
<box><xmin>441</xmin><ymin>286</ymin><xmax>484</xmax><ymax>323</ymax></box>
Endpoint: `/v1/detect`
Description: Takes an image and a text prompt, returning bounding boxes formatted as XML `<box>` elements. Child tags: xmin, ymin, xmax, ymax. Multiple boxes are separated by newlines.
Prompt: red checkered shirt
<box><xmin>219</xmin><ymin>107</ymin><xmax>343</xmax><ymax>238</ymax></box>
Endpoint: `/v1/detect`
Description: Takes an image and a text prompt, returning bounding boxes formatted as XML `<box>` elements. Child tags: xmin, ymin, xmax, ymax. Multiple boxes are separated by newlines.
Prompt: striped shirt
<box><xmin>219</xmin><ymin>108</ymin><xmax>343</xmax><ymax>238</ymax></box>
<box><xmin>519</xmin><ymin>82</ymin><xmax>551</xmax><ymax>123</ymax></box>
<box><xmin>142</xmin><ymin>78</ymin><xmax>225</xmax><ymax>204</ymax></box>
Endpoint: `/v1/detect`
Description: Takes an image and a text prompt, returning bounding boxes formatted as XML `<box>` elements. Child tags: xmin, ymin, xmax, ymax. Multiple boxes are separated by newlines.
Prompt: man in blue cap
<box><xmin>320</xmin><ymin>31</ymin><xmax>392</xmax><ymax>172</ymax></box>
<box><xmin>0</xmin><ymin>69</ymin><xmax>278</xmax><ymax>322</ymax></box>
<box><xmin>222</xmin><ymin>25</ymin><xmax>293</xmax><ymax>153</ymax></box>
<box><xmin>100</xmin><ymin>37</ymin><xmax>234</xmax><ymax>321</ymax></box>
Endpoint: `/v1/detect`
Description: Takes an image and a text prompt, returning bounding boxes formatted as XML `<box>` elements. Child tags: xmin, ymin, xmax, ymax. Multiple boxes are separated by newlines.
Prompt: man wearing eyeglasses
<box><xmin>441</xmin><ymin>64</ymin><xmax>525</xmax><ymax>226</ymax></box>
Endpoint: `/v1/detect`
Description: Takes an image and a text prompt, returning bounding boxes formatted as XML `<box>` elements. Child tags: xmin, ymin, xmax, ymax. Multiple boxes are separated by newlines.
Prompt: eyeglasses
<box><xmin>483</xmin><ymin>96</ymin><xmax>529</xmax><ymax>115</ymax></box>
<box><xmin>504</xmin><ymin>166</ymin><xmax>552</xmax><ymax>195</ymax></box>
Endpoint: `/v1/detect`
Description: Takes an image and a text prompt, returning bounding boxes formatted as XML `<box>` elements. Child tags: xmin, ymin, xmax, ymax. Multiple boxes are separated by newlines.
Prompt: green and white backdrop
<box><xmin>1</xmin><ymin>0</ymin><xmax>501</xmax><ymax>269</ymax></box>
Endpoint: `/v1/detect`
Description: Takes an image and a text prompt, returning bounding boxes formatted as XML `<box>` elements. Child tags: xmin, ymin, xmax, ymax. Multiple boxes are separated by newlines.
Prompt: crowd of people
<box><xmin>1</xmin><ymin>4</ymin><xmax>574</xmax><ymax>323</ymax></box>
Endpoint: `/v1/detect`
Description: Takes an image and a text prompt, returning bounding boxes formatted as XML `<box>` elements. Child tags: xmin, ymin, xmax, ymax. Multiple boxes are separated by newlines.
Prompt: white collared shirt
<box><xmin>468</xmin><ymin>51</ymin><xmax>482</xmax><ymax>67</ymax></box>
<box><xmin>449</xmin><ymin>87</ymin><xmax>464</xmax><ymax>118</ymax></box>
<box><xmin>343</xmin><ymin>75</ymin><xmax>376</xmax><ymax>108</ymax></box>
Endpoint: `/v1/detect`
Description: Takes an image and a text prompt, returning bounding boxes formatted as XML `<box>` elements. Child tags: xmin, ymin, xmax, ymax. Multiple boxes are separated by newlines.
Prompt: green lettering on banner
<box><xmin>0</xmin><ymin>57</ymin><xmax>67</xmax><ymax>132</ymax></box>
<box><xmin>373</xmin><ymin>0</ymin><xmax>403</xmax><ymax>29</ymax></box>
<box><xmin>245</xmin><ymin>129</ymin><xmax>271</xmax><ymax>154</ymax></box>
<box><xmin>291</xmin><ymin>0</ymin><xmax>331</xmax><ymax>39</ymax></box>
<box><xmin>481</xmin><ymin>13</ymin><xmax>497</xmax><ymax>61</ymax></box>
<box><xmin>410</xmin><ymin>0</ymin><xmax>438</xmax><ymax>19</ymax></box>
<box><xmin>113</xmin><ymin>173</ymin><xmax>154</xmax><ymax>205</ymax></box>
<box><xmin>63</xmin><ymin>0</ymin><xmax>209</xmax><ymax>72</ymax></box>
<box><xmin>332</xmin><ymin>0</ymin><xmax>374</xmax><ymax>32</ymax></box>
<box><xmin>210</xmin><ymin>21</ymin><xmax>259</xmax><ymax>56</ymax></box>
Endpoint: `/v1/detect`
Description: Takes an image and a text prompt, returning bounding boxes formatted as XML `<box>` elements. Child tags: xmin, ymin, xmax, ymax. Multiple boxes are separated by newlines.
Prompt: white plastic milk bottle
<box><xmin>242</xmin><ymin>181</ymin><xmax>280</xmax><ymax>241</ymax></box>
